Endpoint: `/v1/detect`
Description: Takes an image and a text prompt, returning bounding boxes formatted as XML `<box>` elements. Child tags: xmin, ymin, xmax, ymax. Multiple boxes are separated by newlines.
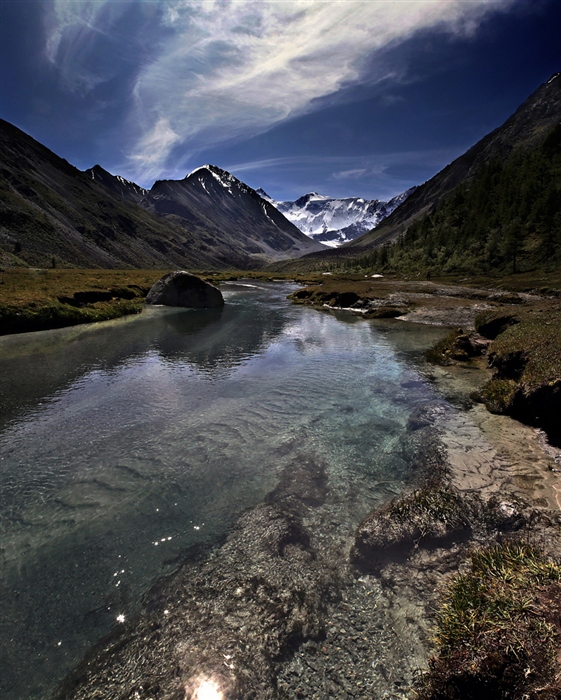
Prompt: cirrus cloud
<box><xmin>44</xmin><ymin>0</ymin><xmax>519</xmax><ymax>182</ymax></box>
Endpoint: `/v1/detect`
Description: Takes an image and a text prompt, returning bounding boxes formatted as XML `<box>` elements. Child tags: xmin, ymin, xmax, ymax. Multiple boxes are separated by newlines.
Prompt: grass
<box><xmin>487</xmin><ymin>310</ymin><xmax>561</xmax><ymax>392</ymax></box>
<box><xmin>425</xmin><ymin>329</ymin><xmax>466</xmax><ymax>365</ymax></box>
<box><xmin>388</xmin><ymin>488</ymin><xmax>467</xmax><ymax>535</ymax></box>
<box><xmin>0</xmin><ymin>268</ymin><xmax>323</xmax><ymax>334</ymax></box>
<box><xmin>0</xmin><ymin>269</ymin><xmax>167</xmax><ymax>334</ymax></box>
<box><xmin>416</xmin><ymin>541</ymin><xmax>561</xmax><ymax>699</ymax></box>
<box><xmin>474</xmin><ymin>308</ymin><xmax>561</xmax><ymax>444</ymax></box>
<box><xmin>0</xmin><ymin>269</ymin><xmax>164</xmax><ymax>305</ymax></box>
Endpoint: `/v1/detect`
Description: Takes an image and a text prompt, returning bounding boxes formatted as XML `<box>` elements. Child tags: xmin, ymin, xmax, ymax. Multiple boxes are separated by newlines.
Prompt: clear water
<box><xmin>0</xmin><ymin>282</ymin><xmax>448</xmax><ymax>699</ymax></box>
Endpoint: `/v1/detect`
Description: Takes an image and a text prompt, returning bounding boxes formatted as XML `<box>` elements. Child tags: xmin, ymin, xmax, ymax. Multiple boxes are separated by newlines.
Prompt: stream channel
<box><xmin>0</xmin><ymin>282</ymin><xmax>455</xmax><ymax>699</ymax></box>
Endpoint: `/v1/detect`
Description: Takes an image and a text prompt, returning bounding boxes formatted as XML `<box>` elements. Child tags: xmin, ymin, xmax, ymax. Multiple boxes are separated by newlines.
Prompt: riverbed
<box><xmin>0</xmin><ymin>282</ymin><xmax>557</xmax><ymax>699</ymax></box>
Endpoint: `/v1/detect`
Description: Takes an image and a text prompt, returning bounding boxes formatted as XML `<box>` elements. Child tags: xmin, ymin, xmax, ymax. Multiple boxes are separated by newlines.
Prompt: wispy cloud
<box><xmin>331</xmin><ymin>168</ymin><xmax>369</xmax><ymax>181</ymax></box>
<box><xmin>226</xmin><ymin>149</ymin><xmax>460</xmax><ymax>173</ymax></box>
<box><xmin>45</xmin><ymin>0</ymin><xmax>518</xmax><ymax>180</ymax></box>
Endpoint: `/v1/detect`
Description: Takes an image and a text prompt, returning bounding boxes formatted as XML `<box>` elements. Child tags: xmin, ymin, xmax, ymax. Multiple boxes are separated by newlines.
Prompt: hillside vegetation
<box><xmin>360</xmin><ymin>123</ymin><xmax>561</xmax><ymax>277</ymax></box>
<box><xmin>270</xmin><ymin>75</ymin><xmax>561</xmax><ymax>277</ymax></box>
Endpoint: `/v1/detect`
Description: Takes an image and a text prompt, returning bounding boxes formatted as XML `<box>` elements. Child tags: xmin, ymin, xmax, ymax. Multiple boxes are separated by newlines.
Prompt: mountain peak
<box><xmin>85</xmin><ymin>164</ymin><xmax>148</xmax><ymax>200</ymax></box>
<box><xmin>256</xmin><ymin>187</ymin><xmax>274</xmax><ymax>203</ymax></box>
<box><xmin>270</xmin><ymin>188</ymin><xmax>415</xmax><ymax>247</ymax></box>
<box><xmin>185</xmin><ymin>164</ymin><xmax>239</xmax><ymax>191</ymax></box>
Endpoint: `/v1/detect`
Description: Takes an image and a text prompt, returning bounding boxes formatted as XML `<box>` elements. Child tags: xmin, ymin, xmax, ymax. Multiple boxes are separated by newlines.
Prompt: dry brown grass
<box><xmin>0</xmin><ymin>268</ymin><xmax>167</xmax><ymax>306</ymax></box>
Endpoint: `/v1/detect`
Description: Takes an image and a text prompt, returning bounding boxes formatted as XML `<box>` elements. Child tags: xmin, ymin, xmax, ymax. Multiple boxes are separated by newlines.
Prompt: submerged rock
<box><xmin>351</xmin><ymin>488</ymin><xmax>472</xmax><ymax>573</ymax></box>
<box><xmin>53</xmin><ymin>504</ymin><xmax>339</xmax><ymax>699</ymax></box>
<box><xmin>146</xmin><ymin>271</ymin><xmax>224</xmax><ymax>308</ymax></box>
<box><xmin>266</xmin><ymin>456</ymin><xmax>329</xmax><ymax>509</ymax></box>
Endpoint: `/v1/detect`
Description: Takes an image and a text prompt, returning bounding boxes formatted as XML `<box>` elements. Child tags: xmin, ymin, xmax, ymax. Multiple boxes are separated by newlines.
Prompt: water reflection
<box><xmin>186</xmin><ymin>676</ymin><xmax>228</xmax><ymax>700</ymax></box>
<box><xmin>0</xmin><ymin>284</ymin><xmax>291</xmax><ymax>429</ymax></box>
<box><xmin>0</xmin><ymin>283</ymin><xmax>450</xmax><ymax>700</ymax></box>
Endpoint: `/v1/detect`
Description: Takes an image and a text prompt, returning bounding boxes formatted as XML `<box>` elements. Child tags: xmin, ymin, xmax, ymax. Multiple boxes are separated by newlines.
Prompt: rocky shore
<box><xmin>51</xmin><ymin>391</ymin><xmax>561</xmax><ymax>699</ymax></box>
<box><xmin>291</xmin><ymin>277</ymin><xmax>561</xmax><ymax>448</ymax></box>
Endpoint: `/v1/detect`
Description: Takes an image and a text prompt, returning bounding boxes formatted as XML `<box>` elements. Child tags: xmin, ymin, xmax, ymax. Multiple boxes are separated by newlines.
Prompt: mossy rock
<box><xmin>478</xmin><ymin>378</ymin><xmax>518</xmax><ymax>414</ymax></box>
<box><xmin>364</xmin><ymin>306</ymin><xmax>405</xmax><ymax>318</ymax></box>
<box><xmin>351</xmin><ymin>488</ymin><xmax>471</xmax><ymax>572</ymax></box>
<box><xmin>425</xmin><ymin>329</ymin><xmax>485</xmax><ymax>365</ymax></box>
<box><xmin>482</xmin><ymin>313</ymin><xmax>561</xmax><ymax>444</ymax></box>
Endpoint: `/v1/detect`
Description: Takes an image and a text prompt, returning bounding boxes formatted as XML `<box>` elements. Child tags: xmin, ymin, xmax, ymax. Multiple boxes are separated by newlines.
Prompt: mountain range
<box><xmin>257</xmin><ymin>188</ymin><xmax>415</xmax><ymax>247</ymax></box>
<box><xmin>0</xmin><ymin>125</ymin><xmax>324</xmax><ymax>270</ymax></box>
<box><xmin>273</xmin><ymin>73</ymin><xmax>561</xmax><ymax>274</ymax></box>
<box><xmin>1</xmin><ymin>73</ymin><xmax>560</xmax><ymax>274</ymax></box>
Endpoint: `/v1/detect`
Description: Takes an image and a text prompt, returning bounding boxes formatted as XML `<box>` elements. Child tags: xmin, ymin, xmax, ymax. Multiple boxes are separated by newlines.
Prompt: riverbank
<box><xmin>50</xmin><ymin>345</ymin><xmax>561</xmax><ymax>699</ymax></box>
<box><xmin>0</xmin><ymin>269</ymin><xmax>162</xmax><ymax>334</ymax></box>
<box><xmin>3</xmin><ymin>272</ymin><xmax>560</xmax><ymax>698</ymax></box>
<box><xmin>291</xmin><ymin>275</ymin><xmax>561</xmax><ymax>445</ymax></box>
<box><xmin>0</xmin><ymin>269</ymin><xmax>322</xmax><ymax>334</ymax></box>
<box><xmin>289</xmin><ymin>274</ymin><xmax>561</xmax><ymax>698</ymax></box>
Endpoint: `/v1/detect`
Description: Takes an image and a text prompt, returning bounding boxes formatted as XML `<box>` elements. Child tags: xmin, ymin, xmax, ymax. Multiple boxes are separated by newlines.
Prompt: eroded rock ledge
<box><xmin>425</xmin><ymin>307</ymin><xmax>561</xmax><ymax>447</ymax></box>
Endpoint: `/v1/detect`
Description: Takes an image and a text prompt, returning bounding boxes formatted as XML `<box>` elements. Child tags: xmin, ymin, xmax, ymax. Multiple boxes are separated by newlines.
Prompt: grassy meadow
<box><xmin>0</xmin><ymin>268</ymin><xmax>323</xmax><ymax>334</ymax></box>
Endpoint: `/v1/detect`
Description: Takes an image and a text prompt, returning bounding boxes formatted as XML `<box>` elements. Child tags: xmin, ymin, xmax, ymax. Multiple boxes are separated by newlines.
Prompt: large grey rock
<box><xmin>145</xmin><ymin>271</ymin><xmax>224</xmax><ymax>308</ymax></box>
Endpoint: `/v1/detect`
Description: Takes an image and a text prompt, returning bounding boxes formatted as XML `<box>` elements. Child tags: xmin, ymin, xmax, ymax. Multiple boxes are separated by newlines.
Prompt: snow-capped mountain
<box><xmin>145</xmin><ymin>165</ymin><xmax>325</xmax><ymax>263</ymax></box>
<box><xmin>257</xmin><ymin>188</ymin><xmax>416</xmax><ymax>247</ymax></box>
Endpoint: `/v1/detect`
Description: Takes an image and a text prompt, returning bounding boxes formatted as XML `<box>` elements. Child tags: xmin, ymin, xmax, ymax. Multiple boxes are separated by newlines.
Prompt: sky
<box><xmin>1</xmin><ymin>0</ymin><xmax>560</xmax><ymax>202</ymax></box>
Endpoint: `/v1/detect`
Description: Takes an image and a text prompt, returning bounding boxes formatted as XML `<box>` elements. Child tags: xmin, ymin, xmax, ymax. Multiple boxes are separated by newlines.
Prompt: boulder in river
<box><xmin>145</xmin><ymin>271</ymin><xmax>224</xmax><ymax>308</ymax></box>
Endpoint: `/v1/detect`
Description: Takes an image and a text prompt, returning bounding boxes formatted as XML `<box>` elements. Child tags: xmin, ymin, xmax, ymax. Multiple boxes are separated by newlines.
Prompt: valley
<box><xmin>1</xmin><ymin>67</ymin><xmax>561</xmax><ymax>700</ymax></box>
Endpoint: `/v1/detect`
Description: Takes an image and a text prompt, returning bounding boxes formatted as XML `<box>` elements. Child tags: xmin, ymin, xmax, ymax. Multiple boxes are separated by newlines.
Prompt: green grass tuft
<box><xmin>416</xmin><ymin>541</ymin><xmax>561</xmax><ymax>699</ymax></box>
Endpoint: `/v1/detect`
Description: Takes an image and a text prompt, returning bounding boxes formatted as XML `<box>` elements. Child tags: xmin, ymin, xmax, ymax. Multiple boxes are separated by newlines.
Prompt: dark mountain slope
<box><xmin>373</xmin><ymin>120</ymin><xmax>561</xmax><ymax>275</ymax></box>
<box><xmin>0</xmin><ymin>122</ymin><xmax>322</xmax><ymax>269</ymax></box>
<box><xmin>347</xmin><ymin>72</ymin><xmax>561</xmax><ymax>252</ymax></box>
<box><xmin>144</xmin><ymin>165</ymin><xmax>325</xmax><ymax>263</ymax></box>
<box><xmin>268</xmin><ymin>74</ymin><xmax>561</xmax><ymax>274</ymax></box>
<box><xmin>0</xmin><ymin>120</ymin><xmax>228</xmax><ymax>269</ymax></box>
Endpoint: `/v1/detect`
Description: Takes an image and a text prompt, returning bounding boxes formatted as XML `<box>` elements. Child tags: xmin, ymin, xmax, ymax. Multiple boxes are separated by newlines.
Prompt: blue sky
<box><xmin>1</xmin><ymin>0</ymin><xmax>560</xmax><ymax>201</ymax></box>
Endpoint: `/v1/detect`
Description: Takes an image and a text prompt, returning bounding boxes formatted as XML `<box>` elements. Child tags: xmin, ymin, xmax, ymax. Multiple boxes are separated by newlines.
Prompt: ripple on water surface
<box><xmin>0</xmin><ymin>283</ymin><xmax>450</xmax><ymax>700</ymax></box>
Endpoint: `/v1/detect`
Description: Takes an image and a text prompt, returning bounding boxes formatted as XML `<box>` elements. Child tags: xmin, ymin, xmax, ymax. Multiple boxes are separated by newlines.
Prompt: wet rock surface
<box><xmin>351</xmin><ymin>487</ymin><xmax>472</xmax><ymax>574</ymax></box>
<box><xmin>54</xmin><ymin>500</ymin><xmax>340</xmax><ymax>700</ymax></box>
<box><xmin>288</xmin><ymin>279</ymin><xmax>527</xmax><ymax>328</ymax></box>
<box><xmin>267</xmin><ymin>456</ymin><xmax>329</xmax><ymax>509</ymax></box>
<box><xmin>146</xmin><ymin>271</ymin><xmax>224</xmax><ymax>308</ymax></box>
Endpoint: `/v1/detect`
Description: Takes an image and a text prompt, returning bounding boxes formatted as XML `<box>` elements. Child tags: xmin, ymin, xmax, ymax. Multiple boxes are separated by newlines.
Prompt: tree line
<box><xmin>346</xmin><ymin>122</ymin><xmax>561</xmax><ymax>276</ymax></box>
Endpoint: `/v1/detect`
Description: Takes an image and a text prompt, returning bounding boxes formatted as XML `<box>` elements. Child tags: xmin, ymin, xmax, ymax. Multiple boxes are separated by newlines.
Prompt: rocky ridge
<box><xmin>0</xmin><ymin>121</ymin><xmax>324</xmax><ymax>270</ymax></box>
<box><xmin>260</xmin><ymin>188</ymin><xmax>415</xmax><ymax>248</ymax></box>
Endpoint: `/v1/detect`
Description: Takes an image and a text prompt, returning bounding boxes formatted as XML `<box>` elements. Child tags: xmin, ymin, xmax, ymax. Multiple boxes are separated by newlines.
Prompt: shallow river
<box><xmin>0</xmin><ymin>282</ymin><xmax>450</xmax><ymax>699</ymax></box>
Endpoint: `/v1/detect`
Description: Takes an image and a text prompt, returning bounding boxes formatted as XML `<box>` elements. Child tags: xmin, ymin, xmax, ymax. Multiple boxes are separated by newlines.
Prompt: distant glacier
<box><xmin>257</xmin><ymin>187</ymin><xmax>416</xmax><ymax>247</ymax></box>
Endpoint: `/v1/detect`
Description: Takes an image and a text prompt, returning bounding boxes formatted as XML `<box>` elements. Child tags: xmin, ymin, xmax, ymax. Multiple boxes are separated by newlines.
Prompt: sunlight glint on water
<box><xmin>0</xmin><ymin>282</ymin><xmax>448</xmax><ymax>700</ymax></box>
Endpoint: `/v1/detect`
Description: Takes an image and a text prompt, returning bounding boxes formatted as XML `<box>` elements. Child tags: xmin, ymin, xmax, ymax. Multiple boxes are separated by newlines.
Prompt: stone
<box><xmin>350</xmin><ymin>487</ymin><xmax>472</xmax><ymax>574</ymax></box>
<box><xmin>145</xmin><ymin>271</ymin><xmax>224</xmax><ymax>308</ymax></box>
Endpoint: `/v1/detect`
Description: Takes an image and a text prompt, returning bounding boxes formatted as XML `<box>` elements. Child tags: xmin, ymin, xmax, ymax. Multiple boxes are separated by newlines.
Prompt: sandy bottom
<box><xmin>430</xmin><ymin>361</ymin><xmax>561</xmax><ymax>513</ymax></box>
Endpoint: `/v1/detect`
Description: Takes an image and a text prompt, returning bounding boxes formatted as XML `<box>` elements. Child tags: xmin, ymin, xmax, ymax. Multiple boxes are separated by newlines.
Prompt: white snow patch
<box><xmin>265</xmin><ymin>187</ymin><xmax>415</xmax><ymax>246</ymax></box>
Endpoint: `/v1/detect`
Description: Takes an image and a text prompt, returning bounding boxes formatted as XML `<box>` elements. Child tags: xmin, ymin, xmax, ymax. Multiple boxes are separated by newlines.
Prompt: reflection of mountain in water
<box><xmin>158</xmin><ymin>300</ymin><xmax>285</xmax><ymax>371</ymax></box>
<box><xmin>0</xmin><ymin>287</ymin><xmax>291</xmax><ymax>429</ymax></box>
